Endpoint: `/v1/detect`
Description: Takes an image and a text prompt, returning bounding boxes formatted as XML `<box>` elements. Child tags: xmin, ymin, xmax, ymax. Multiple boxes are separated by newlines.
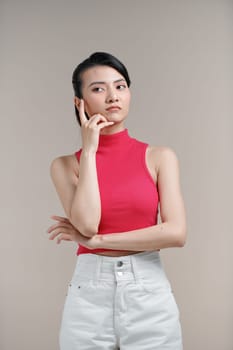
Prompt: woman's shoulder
<box><xmin>50</xmin><ymin>153</ymin><xmax>79</xmax><ymax>177</ymax></box>
<box><xmin>148</xmin><ymin>145</ymin><xmax>177</xmax><ymax>157</ymax></box>
<box><xmin>147</xmin><ymin>145</ymin><xmax>179</xmax><ymax>173</ymax></box>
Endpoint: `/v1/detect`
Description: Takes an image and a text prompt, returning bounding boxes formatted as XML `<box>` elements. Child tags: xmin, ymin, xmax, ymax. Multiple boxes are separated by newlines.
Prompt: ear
<box><xmin>74</xmin><ymin>96</ymin><xmax>81</xmax><ymax>109</ymax></box>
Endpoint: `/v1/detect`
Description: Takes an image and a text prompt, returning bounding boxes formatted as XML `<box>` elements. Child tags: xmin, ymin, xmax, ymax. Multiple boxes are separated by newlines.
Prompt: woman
<box><xmin>47</xmin><ymin>52</ymin><xmax>187</xmax><ymax>350</ymax></box>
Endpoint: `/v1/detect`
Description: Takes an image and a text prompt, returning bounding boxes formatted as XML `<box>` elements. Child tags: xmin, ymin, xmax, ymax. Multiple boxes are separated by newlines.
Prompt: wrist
<box><xmin>81</xmin><ymin>148</ymin><xmax>97</xmax><ymax>157</ymax></box>
<box><xmin>91</xmin><ymin>234</ymin><xmax>104</xmax><ymax>249</ymax></box>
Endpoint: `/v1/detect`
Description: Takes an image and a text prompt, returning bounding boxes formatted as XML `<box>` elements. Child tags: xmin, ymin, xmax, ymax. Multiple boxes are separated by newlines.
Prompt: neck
<box><xmin>98</xmin><ymin>127</ymin><xmax>131</xmax><ymax>149</ymax></box>
<box><xmin>99</xmin><ymin>122</ymin><xmax>125</xmax><ymax>135</ymax></box>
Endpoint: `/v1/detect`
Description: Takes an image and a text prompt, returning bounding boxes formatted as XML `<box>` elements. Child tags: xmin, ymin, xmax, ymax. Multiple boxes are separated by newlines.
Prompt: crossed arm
<box><xmin>48</xmin><ymin>146</ymin><xmax>187</xmax><ymax>251</ymax></box>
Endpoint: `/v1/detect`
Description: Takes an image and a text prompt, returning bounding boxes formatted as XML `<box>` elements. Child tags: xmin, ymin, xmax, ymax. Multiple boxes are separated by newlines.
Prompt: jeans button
<box><xmin>117</xmin><ymin>261</ymin><xmax>123</xmax><ymax>267</ymax></box>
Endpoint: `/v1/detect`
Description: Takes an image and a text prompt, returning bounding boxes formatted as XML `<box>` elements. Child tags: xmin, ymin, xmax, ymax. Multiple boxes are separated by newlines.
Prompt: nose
<box><xmin>106</xmin><ymin>90</ymin><xmax>119</xmax><ymax>103</ymax></box>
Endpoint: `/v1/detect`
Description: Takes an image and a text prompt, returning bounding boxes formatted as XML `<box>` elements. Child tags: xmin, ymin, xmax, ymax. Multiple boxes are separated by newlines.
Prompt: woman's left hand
<box><xmin>47</xmin><ymin>215</ymin><xmax>99</xmax><ymax>249</ymax></box>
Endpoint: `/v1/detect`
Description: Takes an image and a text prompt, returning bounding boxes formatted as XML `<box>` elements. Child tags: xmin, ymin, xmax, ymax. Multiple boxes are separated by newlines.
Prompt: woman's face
<box><xmin>74</xmin><ymin>65</ymin><xmax>131</xmax><ymax>125</ymax></box>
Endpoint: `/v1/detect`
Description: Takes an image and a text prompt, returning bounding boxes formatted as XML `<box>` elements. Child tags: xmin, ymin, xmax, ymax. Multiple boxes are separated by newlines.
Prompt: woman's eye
<box><xmin>92</xmin><ymin>87</ymin><xmax>104</xmax><ymax>92</ymax></box>
<box><xmin>117</xmin><ymin>84</ymin><xmax>126</xmax><ymax>90</ymax></box>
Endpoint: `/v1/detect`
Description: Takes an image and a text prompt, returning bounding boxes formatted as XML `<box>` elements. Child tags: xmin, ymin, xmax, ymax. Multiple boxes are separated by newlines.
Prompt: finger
<box><xmin>78</xmin><ymin>99</ymin><xmax>88</xmax><ymax>125</ymax></box>
<box><xmin>85</xmin><ymin>113</ymin><xmax>107</xmax><ymax>127</ymax></box>
<box><xmin>57</xmin><ymin>234</ymin><xmax>73</xmax><ymax>244</ymax></box>
<box><xmin>47</xmin><ymin>222</ymin><xmax>65</xmax><ymax>233</ymax></box>
<box><xmin>48</xmin><ymin>227</ymin><xmax>72</xmax><ymax>240</ymax></box>
<box><xmin>48</xmin><ymin>228</ymin><xmax>63</xmax><ymax>240</ymax></box>
<box><xmin>47</xmin><ymin>222</ymin><xmax>71</xmax><ymax>234</ymax></box>
<box><xmin>48</xmin><ymin>217</ymin><xmax>70</xmax><ymax>229</ymax></box>
<box><xmin>97</xmin><ymin>121</ymin><xmax>115</xmax><ymax>131</ymax></box>
<box><xmin>87</xmin><ymin>115</ymin><xmax>115</xmax><ymax>129</ymax></box>
<box><xmin>50</xmin><ymin>215</ymin><xmax>70</xmax><ymax>223</ymax></box>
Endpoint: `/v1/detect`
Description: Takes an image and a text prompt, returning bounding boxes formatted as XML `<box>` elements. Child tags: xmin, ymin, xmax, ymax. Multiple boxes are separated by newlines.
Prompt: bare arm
<box><xmin>92</xmin><ymin>147</ymin><xmax>187</xmax><ymax>250</ymax></box>
<box><xmin>50</xmin><ymin>99</ymin><xmax>114</xmax><ymax>238</ymax></box>
<box><xmin>70</xmin><ymin>150</ymin><xmax>101</xmax><ymax>237</ymax></box>
<box><xmin>50</xmin><ymin>154</ymin><xmax>101</xmax><ymax>237</ymax></box>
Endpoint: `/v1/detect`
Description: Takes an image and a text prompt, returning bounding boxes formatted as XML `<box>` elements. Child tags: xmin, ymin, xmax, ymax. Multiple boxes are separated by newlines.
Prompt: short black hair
<box><xmin>72</xmin><ymin>52</ymin><xmax>131</xmax><ymax>126</ymax></box>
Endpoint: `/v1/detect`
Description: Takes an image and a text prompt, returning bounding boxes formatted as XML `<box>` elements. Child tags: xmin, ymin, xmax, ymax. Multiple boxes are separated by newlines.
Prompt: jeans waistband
<box><xmin>72</xmin><ymin>250</ymin><xmax>163</xmax><ymax>283</ymax></box>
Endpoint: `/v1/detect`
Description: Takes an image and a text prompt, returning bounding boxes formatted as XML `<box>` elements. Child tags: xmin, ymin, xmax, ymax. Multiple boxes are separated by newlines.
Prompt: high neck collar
<box><xmin>98</xmin><ymin>128</ymin><xmax>131</xmax><ymax>149</ymax></box>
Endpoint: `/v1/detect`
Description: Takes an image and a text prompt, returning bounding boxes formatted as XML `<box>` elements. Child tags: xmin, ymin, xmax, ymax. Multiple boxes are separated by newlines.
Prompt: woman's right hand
<box><xmin>78</xmin><ymin>99</ymin><xmax>114</xmax><ymax>154</ymax></box>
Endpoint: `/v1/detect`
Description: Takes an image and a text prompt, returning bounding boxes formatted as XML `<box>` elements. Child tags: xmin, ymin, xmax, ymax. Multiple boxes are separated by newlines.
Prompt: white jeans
<box><xmin>59</xmin><ymin>250</ymin><xmax>183</xmax><ymax>350</ymax></box>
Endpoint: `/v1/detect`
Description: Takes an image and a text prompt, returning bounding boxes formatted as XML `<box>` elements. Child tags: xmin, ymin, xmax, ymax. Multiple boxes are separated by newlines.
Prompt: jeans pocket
<box><xmin>140</xmin><ymin>278</ymin><xmax>171</xmax><ymax>294</ymax></box>
<box><xmin>140</xmin><ymin>281</ymin><xmax>180</xmax><ymax>318</ymax></box>
<box><xmin>66</xmin><ymin>278</ymin><xmax>93</xmax><ymax>298</ymax></box>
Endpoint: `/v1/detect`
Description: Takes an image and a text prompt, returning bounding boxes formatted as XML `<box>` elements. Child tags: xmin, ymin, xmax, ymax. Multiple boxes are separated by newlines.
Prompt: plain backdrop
<box><xmin>1</xmin><ymin>0</ymin><xmax>232</xmax><ymax>349</ymax></box>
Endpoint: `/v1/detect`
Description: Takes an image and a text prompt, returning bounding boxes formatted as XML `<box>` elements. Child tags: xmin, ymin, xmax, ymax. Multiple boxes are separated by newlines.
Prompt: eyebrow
<box><xmin>88</xmin><ymin>78</ymin><xmax>126</xmax><ymax>88</ymax></box>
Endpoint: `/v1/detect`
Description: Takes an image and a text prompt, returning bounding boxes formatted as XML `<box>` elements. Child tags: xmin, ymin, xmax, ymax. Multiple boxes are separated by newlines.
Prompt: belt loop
<box><xmin>94</xmin><ymin>255</ymin><xmax>102</xmax><ymax>283</ymax></box>
<box><xmin>130</xmin><ymin>254</ymin><xmax>140</xmax><ymax>282</ymax></box>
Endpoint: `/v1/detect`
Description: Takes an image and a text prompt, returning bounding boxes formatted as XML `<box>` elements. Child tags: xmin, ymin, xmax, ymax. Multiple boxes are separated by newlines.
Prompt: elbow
<box><xmin>81</xmin><ymin>227</ymin><xmax>98</xmax><ymax>238</ymax></box>
<box><xmin>176</xmin><ymin>237</ymin><xmax>186</xmax><ymax>248</ymax></box>
<box><xmin>69</xmin><ymin>208</ymin><xmax>99</xmax><ymax>237</ymax></box>
<box><xmin>174</xmin><ymin>227</ymin><xmax>187</xmax><ymax>248</ymax></box>
<box><xmin>69</xmin><ymin>214</ymin><xmax>98</xmax><ymax>238</ymax></box>
<box><xmin>76</xmin><ymin>224</ymin><xmax>98</xmax><ymax>238</ymax></box>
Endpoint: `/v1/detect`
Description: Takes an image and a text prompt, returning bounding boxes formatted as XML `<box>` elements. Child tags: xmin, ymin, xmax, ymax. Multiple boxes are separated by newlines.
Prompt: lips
<box><xmin>106</xmin><ymin>105</ymin><xmax>121</xmax><ymax>111</ymax></box>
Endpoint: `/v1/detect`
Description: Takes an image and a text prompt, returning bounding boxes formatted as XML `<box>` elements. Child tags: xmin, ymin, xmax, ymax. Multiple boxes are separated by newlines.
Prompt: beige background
<box><xmin>1</xmin><ymin>0</ymin><xmax>232</xmax><ymax>349</ymax></box>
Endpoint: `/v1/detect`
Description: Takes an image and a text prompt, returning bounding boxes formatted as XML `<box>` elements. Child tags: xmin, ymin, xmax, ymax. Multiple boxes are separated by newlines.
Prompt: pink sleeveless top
<box><xmin>75</xmin><ymin>129</ymin><xmax>159</xmax><ymax>255</ymax></box>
